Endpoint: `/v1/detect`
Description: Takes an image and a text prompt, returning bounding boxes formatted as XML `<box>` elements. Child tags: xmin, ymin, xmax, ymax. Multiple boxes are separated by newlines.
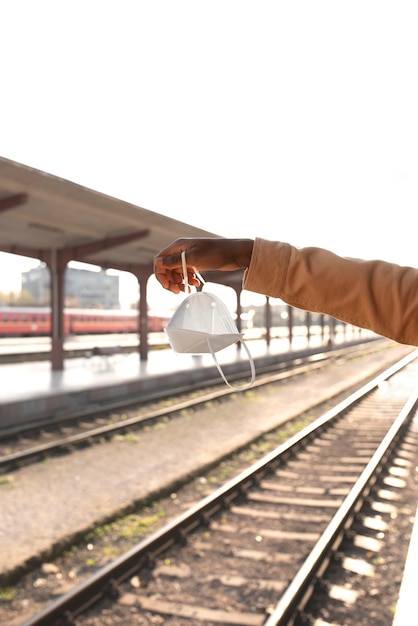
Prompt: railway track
<box><xmin>18</xmin><ymin>349</ymin><xmax>418</xmax><ymax>626</ymax></box>
<box><xmin>0</xmin><ymin>342</ymin><xmax>386</xmax><ymax>473</ymax></box>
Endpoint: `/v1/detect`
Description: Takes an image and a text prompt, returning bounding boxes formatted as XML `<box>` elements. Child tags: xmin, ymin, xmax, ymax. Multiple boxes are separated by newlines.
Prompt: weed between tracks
<box><xmin>72</xmin><ymin>413</ymin><xmax>313</xmax><ymax>563</ymax></box>
<box><xmin>0</xmin><ymin>410</ymin><xmax>315</xmax><ymax>623</ymax></box>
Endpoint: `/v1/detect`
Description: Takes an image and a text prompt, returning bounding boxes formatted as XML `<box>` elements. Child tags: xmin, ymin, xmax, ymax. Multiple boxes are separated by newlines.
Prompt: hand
<box><xmin>153</xmin><ymin>237</ymin><xmax>254</xmax><ymax>293</ymax></box>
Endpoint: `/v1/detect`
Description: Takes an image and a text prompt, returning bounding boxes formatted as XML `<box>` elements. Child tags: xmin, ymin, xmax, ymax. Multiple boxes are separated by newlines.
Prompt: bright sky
<box><xmin>1</xmin><ymin>1</ymin><xmax>417</xmax><ymax>309</ymax></box>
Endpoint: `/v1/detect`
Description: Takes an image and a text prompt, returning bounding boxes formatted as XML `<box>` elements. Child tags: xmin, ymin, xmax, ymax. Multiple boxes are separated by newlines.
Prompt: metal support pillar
<box><xmin>306</xmin><ymin>311</ymin><xmax>311</xmax><ymax>343</ymax></box>
<box><xmin>234</xmin><ymin>286</ymin><xmax>242</xmax><ymax>351</ymax></box>
<box><xmin>287</xmin><ymin>305</ymin><xmax>293</xmax><ymax>345</ymax></box>
<box><xmin>320</xmin><ymin>314</ymin><xmax>325</xmax><ymax>342</ymax></box>
<box><xmin>49</xmin><ymin>250</ymin><xmax>67</xmax><ymax>370</ymax></box>
<box><xmin>134</xmin><ymin>267</ymin><xmax>152</xmax><ymax>361</ymax></box>
<box><xmin>265</xmin><ymin>297</ymin><xmax>271</xmax><ymax>347</ymax></box>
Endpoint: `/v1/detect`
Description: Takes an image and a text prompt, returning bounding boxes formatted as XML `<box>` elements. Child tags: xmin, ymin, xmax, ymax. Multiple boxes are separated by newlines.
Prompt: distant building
<box><xmin>22</xmin><ymin>265</ymin><xmax>120</xmax><ymax>309</ymax></box>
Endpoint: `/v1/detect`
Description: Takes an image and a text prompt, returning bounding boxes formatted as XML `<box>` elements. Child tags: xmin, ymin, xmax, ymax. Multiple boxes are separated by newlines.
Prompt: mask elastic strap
<box><xmin>181</xmin><ymin>250</ymin><xmax>205</xmax><ymax>293</ymax></box>
<box><xmin>206</xmin><ymin>337</ymin><xmax>256</xmax><ymax>391</ymax></box>
<box><xmin>181</xmin><ymin>250</ymin><xmax>254</xmax><ymax>390</ymax></box>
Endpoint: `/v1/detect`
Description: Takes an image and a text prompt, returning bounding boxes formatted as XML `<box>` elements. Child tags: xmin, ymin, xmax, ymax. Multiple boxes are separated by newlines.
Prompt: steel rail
<box><xmin>0</xmin><ymin>348</ymin><xmax>352</xmax><ymax>471</ymax></box>
<box><xmin>263</xmin><ymin>374</ymin><xmax>418</xmax><ymax>625</ymax></box>
<box><xmin>0</xmin><ymin>338</ymin><xmax>382</xmax><ymax>441</ymax></box>
<box><xmin>0</xmin><ymin>347</ymin><xmax>332</xmax><ymax>440</ymax></box>
<box><xmin>19</xmin><ymin>349</ymin><xmax>418</xmax><ymax>626</ymax></box>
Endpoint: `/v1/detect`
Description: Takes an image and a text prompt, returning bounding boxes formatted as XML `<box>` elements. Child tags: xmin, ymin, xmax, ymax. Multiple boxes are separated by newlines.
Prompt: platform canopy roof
<box><xmin>0</xmin><ymin>157</ymin><xmax>231</xmax><ymax>277</ymax></box>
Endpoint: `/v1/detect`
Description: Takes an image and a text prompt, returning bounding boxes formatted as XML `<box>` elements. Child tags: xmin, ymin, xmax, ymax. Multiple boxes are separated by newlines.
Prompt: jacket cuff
<box><xmin>243</xmin><ymin>237</ymin><xmax>291</xmax><ymax>298</ymax></box>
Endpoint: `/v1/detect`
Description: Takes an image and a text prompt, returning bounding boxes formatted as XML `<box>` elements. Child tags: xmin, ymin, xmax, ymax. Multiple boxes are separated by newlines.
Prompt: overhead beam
<box><xmin>100</xmin><ymin>261</ymin><xmax>153</xmax><ymax>274</ymax></box>
<box><xmin>0</xmin><ymin>229</ymin><xmax>150</xmax><ymax>267</ymax></box>
<box><xmin>69</xmin><ymin>229</ymin><xmax>150</xmax><ymax>261</ymax></box>
<box><xmin>0</xmin><ymin>244</ymin><xmax>49</xmax><ymax>262</ymax></box>
<box><xmin>0</xmin><ymin>193</ymin><xmax>28</xmax><ymax>213</ymax></box>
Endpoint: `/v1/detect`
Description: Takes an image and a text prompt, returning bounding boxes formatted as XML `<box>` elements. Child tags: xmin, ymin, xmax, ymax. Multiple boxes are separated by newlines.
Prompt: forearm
<box><xmin>243</xmin><ymin>238</ymin><xmax>418</xmax><ymax>346</ymax></box>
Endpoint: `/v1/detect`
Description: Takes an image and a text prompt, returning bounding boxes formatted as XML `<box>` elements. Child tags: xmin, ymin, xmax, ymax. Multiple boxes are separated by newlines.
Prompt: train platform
<box><xmin>392</xmin><ymin>504</ymin><xmax>418</xmax><ymax>625</ymax></box>
<box><xmin>0</xmin><ymin>331</ymin><xmax>371</xmax><ymax>429</ymax></box>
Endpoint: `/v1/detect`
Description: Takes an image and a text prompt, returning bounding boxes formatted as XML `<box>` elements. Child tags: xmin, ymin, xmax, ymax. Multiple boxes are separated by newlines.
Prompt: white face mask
<box><xmin>165</xmin><ymin>290</ymin><xmax>243</xmax><ymax>354</ymax></box>
<box><xmin>165</xmin><ymin>252</ymin><xmax>255</xmax><ymax>390</ymax></box>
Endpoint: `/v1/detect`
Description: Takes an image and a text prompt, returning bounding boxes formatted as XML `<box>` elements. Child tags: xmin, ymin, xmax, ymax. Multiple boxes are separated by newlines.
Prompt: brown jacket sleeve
<box><xmin>243</xmin><ymin>238</ymin><xmax>418</xmax><ymax>347</ymax></box>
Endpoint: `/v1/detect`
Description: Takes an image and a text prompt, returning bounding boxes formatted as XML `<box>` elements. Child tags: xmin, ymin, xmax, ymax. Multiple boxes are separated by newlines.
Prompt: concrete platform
<box><xmin>392</xmin><ymin>407</ymin><xmax>418</xmax><ymax>625</ymax></box>
<box><xmin>392</xmin><ymin>505</ymin><xmax>418</xmax><ymax>625</ymax></box>
<box><xmin>0</xmin><ymin>331</ymin><xmax>372</xmax><ymax>428</ymax></box>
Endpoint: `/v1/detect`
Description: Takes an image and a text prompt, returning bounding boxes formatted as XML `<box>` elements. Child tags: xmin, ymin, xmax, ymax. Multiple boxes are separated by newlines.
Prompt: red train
<box><xmin>0</xmin><ymin>307</ymin><xmax>171</xmax><ymax>337</ymax></box>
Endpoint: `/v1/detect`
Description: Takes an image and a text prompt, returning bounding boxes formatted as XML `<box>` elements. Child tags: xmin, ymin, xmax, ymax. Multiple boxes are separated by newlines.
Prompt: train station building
<box><xmin>22</xmin><ymin>265</ymin><xmax>120</xmax><ymax>309</ymax></box>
